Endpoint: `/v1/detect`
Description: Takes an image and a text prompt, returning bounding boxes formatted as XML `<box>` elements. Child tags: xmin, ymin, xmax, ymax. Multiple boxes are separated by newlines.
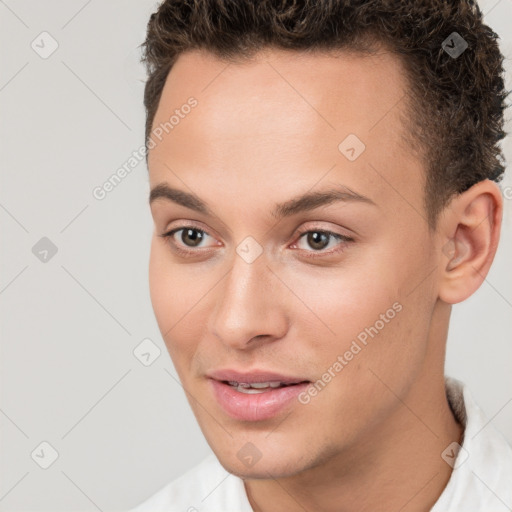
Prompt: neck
<box><xmin>244</xmin><ymin>303</ymin><xmax>463</xmax><ymax>512</ymax></box>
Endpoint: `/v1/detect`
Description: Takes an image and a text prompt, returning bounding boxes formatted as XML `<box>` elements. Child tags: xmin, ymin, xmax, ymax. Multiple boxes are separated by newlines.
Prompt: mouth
<box><xmin>207</xmin><ymin>370</ymin><xmax>311</xmax><ymax>421</ymax></box>
<box><xmin>223</xmin><ymin>380</ymin><xmax>308</xmax><ymax>394</ymax></box>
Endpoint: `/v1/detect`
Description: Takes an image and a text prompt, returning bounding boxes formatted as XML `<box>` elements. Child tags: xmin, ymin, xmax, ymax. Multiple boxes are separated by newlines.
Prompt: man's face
<box><xmin>148</xmin><ymin>47</ymin><xmax>441</xmax><ymax>477</ymax></box>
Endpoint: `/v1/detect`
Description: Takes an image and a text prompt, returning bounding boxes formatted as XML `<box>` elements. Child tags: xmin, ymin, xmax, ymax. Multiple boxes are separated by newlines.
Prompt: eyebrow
<box><xmin>149</xmin><ymin>182</ymin><xmax>376</xmax><ymax>219</ymax></box>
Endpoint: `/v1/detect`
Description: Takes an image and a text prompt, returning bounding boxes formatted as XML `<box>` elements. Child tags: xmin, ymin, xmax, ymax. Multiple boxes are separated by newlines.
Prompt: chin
<box><xmin>212</xmin><ymin>440</ymin><xmax>317</xmax><ymax>480</ymax></box>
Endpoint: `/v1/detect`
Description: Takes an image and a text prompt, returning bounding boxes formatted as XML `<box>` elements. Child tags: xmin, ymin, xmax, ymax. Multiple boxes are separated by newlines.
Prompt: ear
<box><xmin>438</xmin><ymin>179</ymin><xmax>503</xmax><ymax>305</ymax></box>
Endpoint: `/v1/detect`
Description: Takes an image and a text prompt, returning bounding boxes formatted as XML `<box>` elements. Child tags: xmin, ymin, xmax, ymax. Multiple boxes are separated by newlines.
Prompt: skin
<box><xmin>147</xmin><ymin>46</ymin><xmax>502</xmax><ymax>512</ymax></box>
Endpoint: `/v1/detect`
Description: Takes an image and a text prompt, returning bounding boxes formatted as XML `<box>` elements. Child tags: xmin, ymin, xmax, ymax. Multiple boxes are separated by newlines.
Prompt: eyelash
<box><xmin>158</xmin><ymin>223</ymin><xmax>353</xmax><ymax>259</ymax></box>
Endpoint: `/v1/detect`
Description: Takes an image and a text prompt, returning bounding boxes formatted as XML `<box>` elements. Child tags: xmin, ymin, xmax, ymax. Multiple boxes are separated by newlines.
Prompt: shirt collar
<box><xmin>431</xmin><ymin>376</ymin><xmax>512</xmax><ymax>511</ymax></box>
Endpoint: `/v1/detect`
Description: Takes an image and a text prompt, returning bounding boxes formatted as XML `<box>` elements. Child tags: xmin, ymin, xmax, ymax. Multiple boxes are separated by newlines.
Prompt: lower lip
<box><xmin>209</xmin><ymin>379</ymin><xmax>309</xmax><ymax>422</ymax></box>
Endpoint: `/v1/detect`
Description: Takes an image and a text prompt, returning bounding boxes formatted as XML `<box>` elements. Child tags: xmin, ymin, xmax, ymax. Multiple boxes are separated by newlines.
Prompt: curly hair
<box><xmin>141</xmin><ymin>0</ymin><xmax>509</xmax><ymax>226</ymax></box>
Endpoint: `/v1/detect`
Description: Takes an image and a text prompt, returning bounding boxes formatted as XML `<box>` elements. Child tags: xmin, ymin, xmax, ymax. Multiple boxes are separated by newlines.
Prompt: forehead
<box><xmin>148</xmin><ymin>47</ymin><xmax>425</xmax><ymax>223</ymax></box>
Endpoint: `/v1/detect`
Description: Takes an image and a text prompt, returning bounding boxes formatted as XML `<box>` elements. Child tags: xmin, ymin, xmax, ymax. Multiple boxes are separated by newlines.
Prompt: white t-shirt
<box><xmin>128</xmin><ymin>377</ymin><xmax>512</xmax><ymax>511</ymax></box>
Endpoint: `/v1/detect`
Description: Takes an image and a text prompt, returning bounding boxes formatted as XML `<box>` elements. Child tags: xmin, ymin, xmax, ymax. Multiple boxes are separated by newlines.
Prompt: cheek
<box><xmin>149</xmin><ymin>238</ymin><xmax>198</xmax><ymax>324</ymax></box>
<box><xmin>148</xmin><ymin>239</ymin><xmax>189</xmax><ymax>352</ymax></box>
<box><xmin>148</xmin><ymin>238</ymin><xmax>172</xmax><ymax>333</ymax></box>
<box><xmin>278</xmin><ymin>260</ymin><xmax>399</xmax><ymax>347</ymax></box>
<box><xmin>148</xmin><ymin>238</ymin><xmax>214</xmax><ymax>368</ymax></box>
<box><xmin>285</xmin><ymin>265</ymin><xmax>431</xmax><ymax>443</ymax></box>
<box><xmin>282</xmin><ymin>246</ymin><xmax>432</xmax><ymax>384</ymax></box>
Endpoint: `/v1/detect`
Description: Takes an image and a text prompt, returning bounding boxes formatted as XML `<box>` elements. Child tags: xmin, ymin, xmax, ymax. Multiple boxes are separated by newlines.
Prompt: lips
<box><xmin>207</xmin><ymin>369</ymin><xmax>310</xmax><ymax>421</ymax></box>
<box><xmin>208</xmin><ymin>369</ymin><xmax>308</xmax><ymax>385</ymax></box>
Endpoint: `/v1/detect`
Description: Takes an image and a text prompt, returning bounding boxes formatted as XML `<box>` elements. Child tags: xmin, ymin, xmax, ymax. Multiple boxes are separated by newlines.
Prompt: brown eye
<box><xmin>297</xmin><ymin>230</ymin><xmax>344</xmax><ymax>251</ymax></box>
<box><xmin>306</xmin><ymin>231</ymin><xmax>330</xmax><ymax>250</ymax></box>
<box><xmin>292</xmin><ymin>228</ymin><xmax>352</xmax><ymax>258</ymax></box>
<box><xmin>179</xmin><ymin>228</ymin><xmax>205</xmax><ymax>247</ymax></box>
<box><xmin>159</xmin><ymin>225</ymin><xmax>219</xmax><ymax>255</ymax></box>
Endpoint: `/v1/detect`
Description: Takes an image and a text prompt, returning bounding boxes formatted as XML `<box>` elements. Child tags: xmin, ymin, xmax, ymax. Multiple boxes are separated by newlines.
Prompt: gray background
<box><xmin>0</xmin><ymin>1</ymin><xmax>511</xmax><ymax>510</ymax></box>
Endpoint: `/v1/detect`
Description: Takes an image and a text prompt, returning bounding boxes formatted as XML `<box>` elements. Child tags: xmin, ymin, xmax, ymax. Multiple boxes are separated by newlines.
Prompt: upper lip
<box><xmin>207</xmin><ymin>369</ymin><xmax>309</xmax><ymax>385</ymax></box>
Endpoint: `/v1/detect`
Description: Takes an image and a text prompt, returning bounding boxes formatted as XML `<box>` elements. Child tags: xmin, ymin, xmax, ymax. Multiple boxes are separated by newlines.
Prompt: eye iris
<box><xmin>307</xmin><ymin>231</ymin><xmax>329</xmax><ymax>250</ymax></box>
<box><xmin>182</xmin><ymin>228</ymin><xmax>203</xmax><ymax>247</ymax></box>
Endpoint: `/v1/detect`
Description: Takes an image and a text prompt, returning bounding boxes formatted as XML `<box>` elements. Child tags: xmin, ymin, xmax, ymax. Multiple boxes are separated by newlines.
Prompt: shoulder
<box><xmin>128</xmin><ymin>453</ymin><xmax>253</xmax><ymax>512</ymax></box>
<box><xmin>432</xmin><ymin>377</ymin><xmax>512</xmax><ymax>511</ymax></box>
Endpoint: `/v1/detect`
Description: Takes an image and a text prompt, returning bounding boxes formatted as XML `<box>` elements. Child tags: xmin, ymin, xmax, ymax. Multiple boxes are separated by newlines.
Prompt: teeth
<box><xmin>250</xmin><ymin>381</ymin><xmax>280</xmax><ymax>389</ymax></box>
<box><xmin>237</xmin><ymin>387</ymin><xmax>267</xmax><ymax>394</ymax></box>
<box><xmin>226</xmin><ymin>380</ymin><xmax>286</xmax><ymax>392</ymax></box>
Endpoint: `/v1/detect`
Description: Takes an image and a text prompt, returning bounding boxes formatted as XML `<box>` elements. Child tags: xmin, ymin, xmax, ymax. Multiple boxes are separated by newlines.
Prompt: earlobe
<box><xmin>438</xmin><ymin>180</ymin><xmax>502</xmax><ymax>305</ymax></box>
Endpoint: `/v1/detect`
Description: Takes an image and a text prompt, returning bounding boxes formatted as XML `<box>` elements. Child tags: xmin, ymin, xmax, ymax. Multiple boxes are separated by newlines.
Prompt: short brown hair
<box><xmin>141</xmin><ymin>0</ymin><xmax>509</xmax><ymax>226</ymax></box>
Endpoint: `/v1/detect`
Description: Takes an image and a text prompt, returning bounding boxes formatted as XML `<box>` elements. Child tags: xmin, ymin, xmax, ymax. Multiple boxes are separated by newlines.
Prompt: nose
<box><xmin>208</xmin><ymin>247</ymin><xmax>288</xmax><ymax>350</ymax></box>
